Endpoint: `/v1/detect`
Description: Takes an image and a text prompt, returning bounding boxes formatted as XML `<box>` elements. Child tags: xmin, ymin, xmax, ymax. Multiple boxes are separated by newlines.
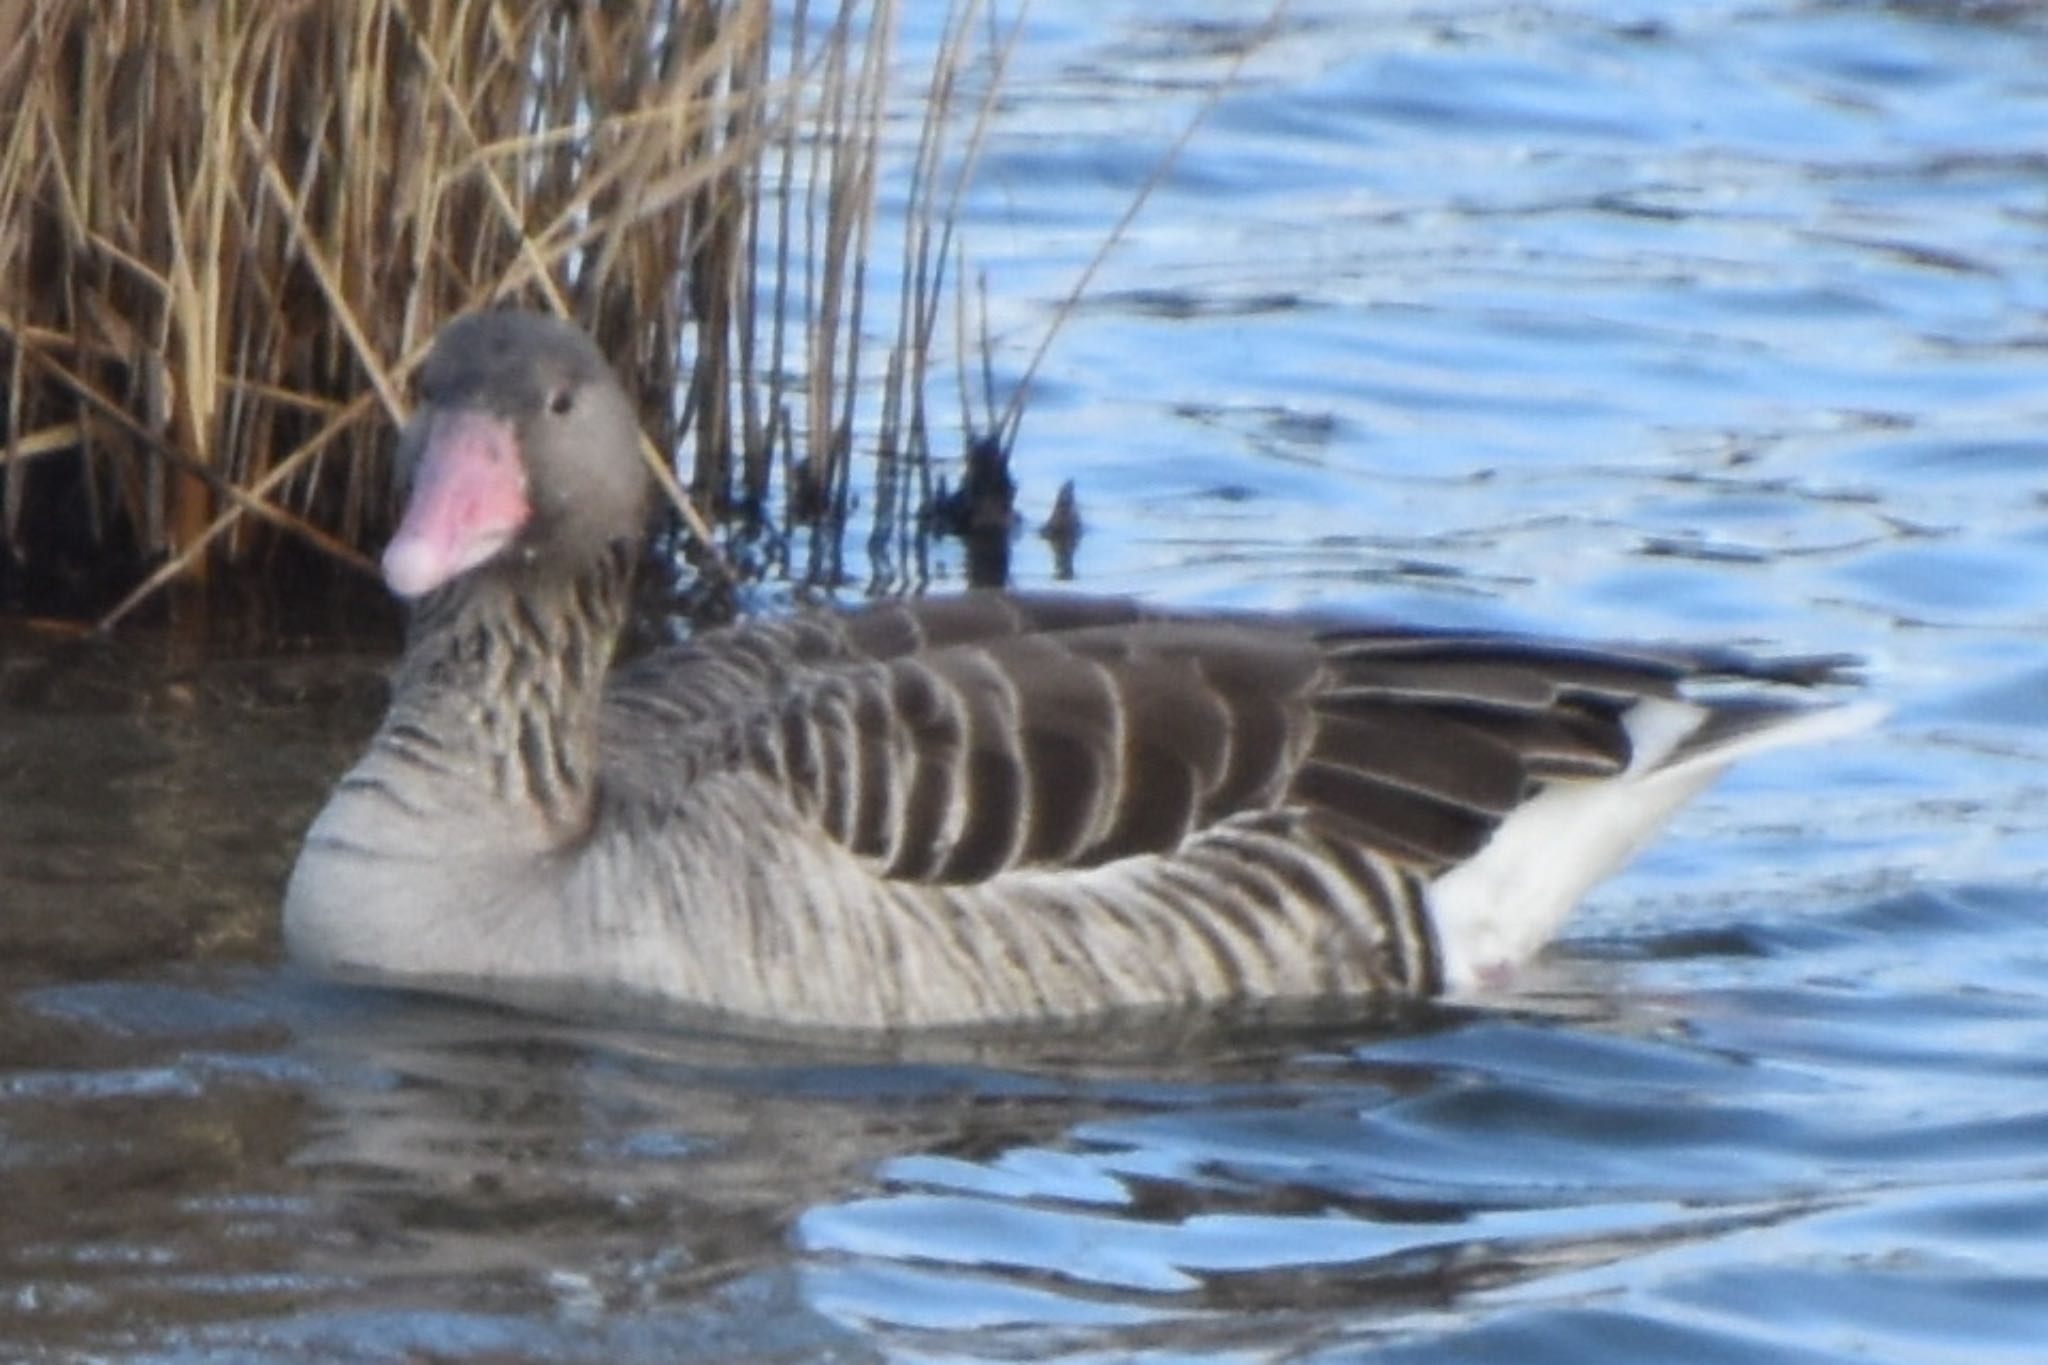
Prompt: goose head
<box><xmin>382</xmin><ymin>312</ymin><xmax>651</xmax><ymax>599</ymax></box>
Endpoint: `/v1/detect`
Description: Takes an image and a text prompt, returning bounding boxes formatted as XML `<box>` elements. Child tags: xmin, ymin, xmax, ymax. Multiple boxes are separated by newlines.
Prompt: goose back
<box><xmin>605</xmin><ymin>592</ymin><xmax>1705</xmax><ymax>884</ymax></box>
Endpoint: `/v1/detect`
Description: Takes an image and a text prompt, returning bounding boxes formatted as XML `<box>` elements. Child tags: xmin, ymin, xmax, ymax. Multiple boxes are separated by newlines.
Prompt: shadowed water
<box><xmin>4</xmin><ymin>0</ymin><xmax>2047</xmax><ymax>1360</ymax></box>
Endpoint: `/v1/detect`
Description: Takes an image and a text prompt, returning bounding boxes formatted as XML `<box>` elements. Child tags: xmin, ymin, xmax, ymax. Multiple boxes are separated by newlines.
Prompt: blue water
<box><xmin>3</xmin><ymin>1</ymin><xmax>2047</xmax><ymax>1360</ymax></box>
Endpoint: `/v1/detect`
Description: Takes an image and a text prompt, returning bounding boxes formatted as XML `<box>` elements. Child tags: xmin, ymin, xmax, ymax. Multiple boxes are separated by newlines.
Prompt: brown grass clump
<box><xmin>0</xmin><ymin>0</ymin><xmax>969</xmax><ymax>625</ymax></box>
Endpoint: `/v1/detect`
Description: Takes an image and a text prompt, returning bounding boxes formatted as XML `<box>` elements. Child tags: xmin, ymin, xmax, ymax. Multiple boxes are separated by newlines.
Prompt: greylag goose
<box><xmin>285</xmin><ymin>311</ymin><xmax>1869</xmax><ymax>1030</ymax></box>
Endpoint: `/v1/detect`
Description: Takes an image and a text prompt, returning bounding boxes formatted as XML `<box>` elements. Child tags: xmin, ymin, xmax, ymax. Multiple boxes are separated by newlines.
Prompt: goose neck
<box><xmin>386</xmin><ymin>542</ymin><xmax>635</xmax><ymax>830</ymax></box>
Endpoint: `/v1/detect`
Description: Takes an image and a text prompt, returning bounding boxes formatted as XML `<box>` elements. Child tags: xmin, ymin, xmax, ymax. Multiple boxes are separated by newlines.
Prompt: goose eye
<box><xmin>548</xmin><ymin>389</ymin><xmax>575</xmax><ymax>416</ymax></box>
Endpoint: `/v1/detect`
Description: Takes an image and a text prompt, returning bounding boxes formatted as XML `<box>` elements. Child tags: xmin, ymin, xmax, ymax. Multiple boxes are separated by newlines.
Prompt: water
<box><xmin>4</xmin><ymin>0</ymin><xmax>2048</xmax><ymax>1359</ymax></box>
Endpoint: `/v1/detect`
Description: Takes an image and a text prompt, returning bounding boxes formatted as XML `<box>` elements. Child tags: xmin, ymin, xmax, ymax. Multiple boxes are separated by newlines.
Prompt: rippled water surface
<box><xmin>5</xmin><ymin>2</ymin><xmax>2048</xmax><ymax>1360</ymax></box>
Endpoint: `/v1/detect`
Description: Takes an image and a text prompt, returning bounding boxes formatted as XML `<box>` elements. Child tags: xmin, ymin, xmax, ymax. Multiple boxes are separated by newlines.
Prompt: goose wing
<box><xmin>639</xmin><ymin>594</ymin><xmax>1792</xmax><ymax>886</ymax></box>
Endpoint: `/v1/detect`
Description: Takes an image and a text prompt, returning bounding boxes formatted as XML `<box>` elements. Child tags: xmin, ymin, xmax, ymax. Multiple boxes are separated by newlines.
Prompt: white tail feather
<box><xmin>1429</xmin><ymin>699</ymin><xmax>1884</xmax><ymax>993</ymax></box>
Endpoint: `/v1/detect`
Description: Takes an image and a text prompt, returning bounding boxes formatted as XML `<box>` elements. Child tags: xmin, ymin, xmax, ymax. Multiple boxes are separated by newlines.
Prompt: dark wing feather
<box><xmin>630</xmin><ymin>595</ymin><xmax>1827</xmax><ymax>886</ymax></box>
<box><xmin>881</xmin><ymin>660</ymin><xmax>963</xmax><ymax>879</ymax></box>
<box><xmin>1284</xmin><ymin>630</ymin><xmax>1693</xmax><ymax>867</ymax></box>
<box><xmin>715</xmin><ymin>613</ymin><xmax>1315</xmax><ymax>884</ymax></box>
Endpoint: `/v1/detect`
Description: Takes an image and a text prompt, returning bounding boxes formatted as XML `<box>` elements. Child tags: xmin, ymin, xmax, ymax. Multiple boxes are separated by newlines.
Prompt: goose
<box><xmin>284</xmin><ymin>310</ymin><xmax>1871</xmax><ymax>1030</ymax></box>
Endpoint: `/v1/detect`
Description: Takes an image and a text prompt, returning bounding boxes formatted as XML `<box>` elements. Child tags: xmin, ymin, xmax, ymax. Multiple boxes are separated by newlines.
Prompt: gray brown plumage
<box><xmin>284</xmin><ymin>311</ymin><xmax>1871</xmax><ymax>1030</ymax></box>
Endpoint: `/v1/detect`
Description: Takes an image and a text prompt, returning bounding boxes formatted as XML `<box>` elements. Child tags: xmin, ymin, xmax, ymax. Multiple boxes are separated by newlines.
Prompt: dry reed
<box><xmin>0</xmin><ymin>0</ymin><xmax>985</xmax><ymax>625</ymax></box>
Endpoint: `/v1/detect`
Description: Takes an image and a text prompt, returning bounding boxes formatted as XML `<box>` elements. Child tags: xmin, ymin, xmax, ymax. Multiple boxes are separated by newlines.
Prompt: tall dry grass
<box><xmin>0</xmin><ymin>0</ymin><xmax>987</xmax><ymax>625</ymax></box>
